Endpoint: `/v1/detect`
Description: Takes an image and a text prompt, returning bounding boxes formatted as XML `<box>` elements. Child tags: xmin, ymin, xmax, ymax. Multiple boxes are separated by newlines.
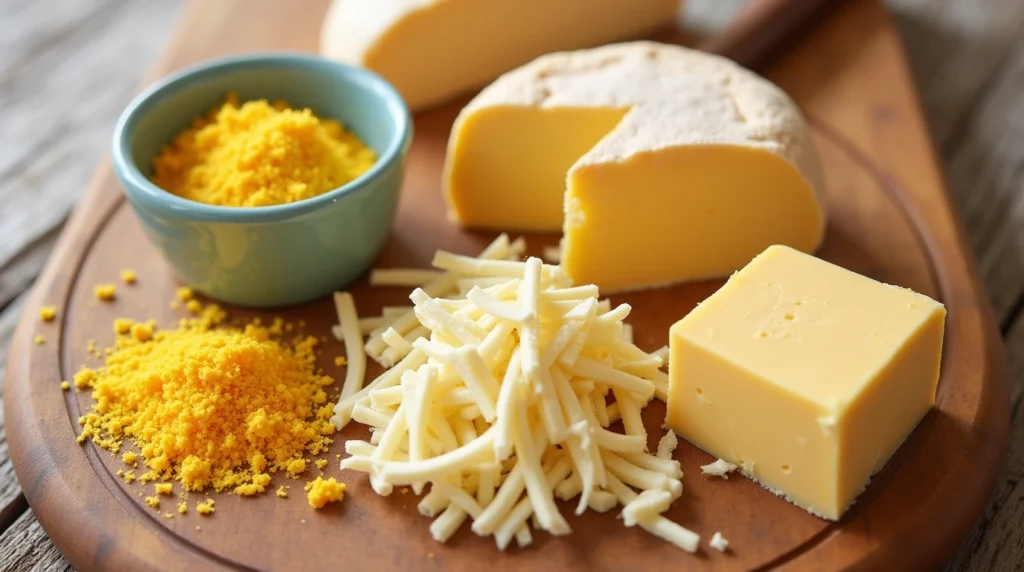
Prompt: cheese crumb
<box><xmin>701</xmin><ymin>459</ymin><xmax>738</xmax><ymax>478</ymax></box>
<box><xmin>122</xmin><ymin>452</ymin><xmax>138</xmax><ymax>467</ymax></box>
<box><xmin>305</xmin><ymin>476</ymin><xmax>346</xmax><ymax>509</ymax></box>
<box><xmin>277</xmin><ymin>485</ymin><xmax>289</xmax><ymax>498</ymax></box>
<box><xmin>234</xmin><ymin>473</ymin><xmax>272</xmax><ymax>496</ymax></box>
<box><xmin>175</xmin><ymin>286</ymin><xmax>194</xmax><ymax>302</ymax></box>
<box><xmin>38</xmin><ymin>306</ymin><xmax>57</xmax><ymax>322</ymax></box>
<box><xmin>33</xmin><ymin>335</ymin><xmax>44</xmax><ymax>345</ymax></box>
<box><xmin>185</xmin><ymin>299</ymin><xmax>203</xmax><ymax>314</ymax></box>
<box><xmin>94</xmin><ymin>284</ymin><xmax>116</xmax><ymax>301</ymax></box>
<box><xmin>709</xmin><ymin>531</ymin><xmax>729</xmax><ymax>552</ymax></box>
<box><xmin>155</xmin><ymin>483</ymin><xmax>173</xmax><ymax>495</ymax></box>
<box><xmin>124</xmin><ymin>470</ymin><xmax>136</xmax><ymax>484</ymax></box>
<box><xmin>656</xmin><ymin>430</ymin><xmax>678</xmax><ymax>460</ymax></box>
<box><xmin>315</xmin><ymin>459</ymin><xmax>328</xmax><ymax>470</ymax></box>
<box><xmin>287</xmin><ymin>459</ymin><xmax>307</xmax><ymax>477</ymax></box>
<box><xmin>60</xmin><ymin>381</ymin><xmax>70</xmax><ymax>391</ymax></box>
<box><xmin>130</xmin><ymin>322</ymin><xmax>154</xmax><ymax>342</ymax></box>
<box><xmin>145</xmin><ymin>496</ymin><xmax>160</xmax><ymax>509</ymax></box>
<box><xmin>334</xmin><ymin>356</ymin><xmax>347</xmax><ymax>367</ymax></box>
<box><xmin>114</xmin><ymin>318</ymin><xmax>134</xmax><ymax>335</ymax></box>
<box><xmin>196</xmin><ymin>499</ymin><xmax>216</xmax><ymax>515</ymax></box>
<box><xmin>120</xmin><ymin>269</ymin><xmax>137</xmax><ymax>284</ymax></box>
<box><xmin>178</xmin><ymin>502</ymin><xmax>188</xmax><ymax>514</ymax></box>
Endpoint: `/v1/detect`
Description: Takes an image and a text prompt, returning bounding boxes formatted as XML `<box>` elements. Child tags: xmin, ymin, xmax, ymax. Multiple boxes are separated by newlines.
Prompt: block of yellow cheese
<box><xmin>666</xmin><ymin>245</ymin><xmax>946</xmax><ymax>520</ymax></box>
<box><xmin>320</xmin><ymin>0</ymin><xmax>680</xmax><ymax>112</ymax></box>
<box><xmin>443</xmin><ymin>42</ymin><xmax>826</xmax><ymax>292</ymax></box>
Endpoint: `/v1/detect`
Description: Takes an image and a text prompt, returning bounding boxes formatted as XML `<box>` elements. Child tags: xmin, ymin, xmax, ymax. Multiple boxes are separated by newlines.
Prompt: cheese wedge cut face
<box><xmin>444</xmin><ymin>42</ymin><xmax>827</xmax><ymax>292</ymax></box>
<box><xmin>320</xmin><ymin>0</ymin><xmax>680</xmax><ymax>112</ymax></box>
<box><xmin>666</xmin><ymin>245</ymin><xmax>946</xmax><ymax>520</ymax></box>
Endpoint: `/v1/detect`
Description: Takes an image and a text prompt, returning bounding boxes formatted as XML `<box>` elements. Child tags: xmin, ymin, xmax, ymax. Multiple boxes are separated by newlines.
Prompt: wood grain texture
<box><xmin>0</xmin><ymin>510</ymin><xmax>72</xmax><ymax>572</ymax></box>
<box><xmin>2</xmin><ymin>0</ymin><xmax>1024</xmax><ymax>569</ymax></box>
<box><xmin>1</xmin><ymin>0</ymin><xmax>1009</xmax><ymax>570</ymax></box>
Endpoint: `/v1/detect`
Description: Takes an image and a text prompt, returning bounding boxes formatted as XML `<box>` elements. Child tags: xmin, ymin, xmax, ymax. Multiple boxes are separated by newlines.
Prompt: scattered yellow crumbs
<box><xmin>120</xmin><ymin>269</ymin><xmax>137</xmax><ymax>284</ymax></box>
<box><xmin>196</xmin><ymin>499</ymin><xmax>215</xmax><ymax>515</ymax></box>
<box><xmin>178</xmin><ymin>502</ymin><xmax>188</xmax><ymax>515</ymax></box>
<box><xmin>60</xmin><ymin>381</ymin><xmax>70</xmax><ymax>391</ymax></box>
<box><xmin>185</xmin><ymin>299</ymin><xmax>203</xmax><ymax>314</ymax></box>
<box><xmin>277</xmin><ymin>486</ymin><xmax>289</xmax><ymax>499</ymax></box>
<box><xmin>73</xmin><ymin>299</ymin><xmax>336</xmax><ymax>503</ymax></box>
<box><xmin>124</xmin><ymin>470</ymin><xmax>136</xmax><ymax>484</ymax></box>
<box><xmin>175</xmin><ymin>286</ymin><xmax>194</xmax><ymax>302</ymax></box>
<box><xmin>334</xmin><ymin>356</ymin><xmax>347</xmax><ymax>367</ymax></box>
<box><xmin>122</xmin><ymin>452</ymin><xmax>138</xmax><ymax>467</ymax></box>
<box><xmin>94</xmin><ymin>284</ymin><xmax>116</xmax><ymax>301</ymax></box>
<box><xmin>34</xmin><ymin>335</ymin><xmax>44</xmax><ymax>345</ymax></box>
<box><xmin>155</xmin><ymin>483</ymin><xmax>174</xmax><ymax>495</ymax></box>
<box><xmin>163</xmin><ymin>512</ymin><xmax>174</xmax><ymax>519</ymax></box>
<box><xmin>305</xmin><ymin>477</ymin><xmax>345</xmax><ymax>509</ymax></box>
<box><xmin>287</xmin><ymin>459</ymin><xmax>307</xmax><ymax>477</ymax></box>
<box><xmin>315</xmin><ymin>459</ymin><xmax>328</xmax><ymax>470</ymax></box>
<box><xmin>73</xmin><ymin>369</ymin><xmax>97</xmax><ymax>389</ymax></box>
<box><xmin>38</xmin><ymin>306</ymin><xmax>57</xmax><ymax>322</ymax></box>
<box><xmin>151</xmin><ymin>93</ymin><xmax>377</xmax><ymax>208</ymax></box>
<box><xmin>145</xmin><ymin>496</ymin><xmax>160</xmax><ymax>509</ymax></box>
<box><xmin>130</xmin><ymin>322</ymin><xmax>154</xmax><ymax>342</ymax></box>
<box><xmin>114</xmin><ymin>318</ymin><xmax>133</xmax><ymax>335</ymax></box>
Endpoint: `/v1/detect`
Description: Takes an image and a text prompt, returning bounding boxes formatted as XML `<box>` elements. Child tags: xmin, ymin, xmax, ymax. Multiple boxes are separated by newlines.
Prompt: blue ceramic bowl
<box><xmin>112</xmin><ymin>53</ymin><xmax>412</xmax><ymax>307</ymax></box>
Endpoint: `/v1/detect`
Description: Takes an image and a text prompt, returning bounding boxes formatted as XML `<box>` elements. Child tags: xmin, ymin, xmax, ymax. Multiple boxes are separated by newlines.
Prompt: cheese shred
<box><xmin>334</xmin><ymin>237</ymin><xmax>698</xmax><ymax>552</ymax></box>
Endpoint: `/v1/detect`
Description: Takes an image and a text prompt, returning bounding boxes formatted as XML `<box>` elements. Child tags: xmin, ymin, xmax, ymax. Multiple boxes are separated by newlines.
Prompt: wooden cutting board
<box><xmin>4</xmin><ymin>0</ymin><xmax>1008</xmax><ymax>570</ymax></box>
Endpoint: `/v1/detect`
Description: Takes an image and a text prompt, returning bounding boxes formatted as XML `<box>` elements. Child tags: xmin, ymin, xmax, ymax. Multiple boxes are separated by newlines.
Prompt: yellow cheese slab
<box><xmin>320</xmin><ymin>0</ymin><xmax>680</xmax><ymax>111</ymax></box>
<box><xmin>666</xmin><ymin>245</ymin><xmax>946</xmax><ymax>520</ymax></box>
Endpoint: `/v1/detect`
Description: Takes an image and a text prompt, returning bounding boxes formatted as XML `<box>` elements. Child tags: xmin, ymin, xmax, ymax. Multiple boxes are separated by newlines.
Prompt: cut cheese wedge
<box><xmin>319</xmin><ymin>0</ymin><xmax>680</xmax><ymax>112</ymax></box>
<box><xmin>443</xmin><ymin>42</ymin><xmax>827</xmax><ymax>292</ymax></box>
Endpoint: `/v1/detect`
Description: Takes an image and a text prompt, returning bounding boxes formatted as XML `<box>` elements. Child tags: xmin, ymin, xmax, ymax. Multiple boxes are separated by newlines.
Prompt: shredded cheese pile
<box><xmin>74</xmin><ymin>302</ymin><xmax>336</xmax><ymax>496</ymax></box>
<box><xmin>151</xmin><ymin>94</ymin><xmax>377</xmax><ymax>207</ymax></box>
<box><xmin>331</xmin><ymin>235</ymin><xmax>695</xmax><ymax>551</ymax></box>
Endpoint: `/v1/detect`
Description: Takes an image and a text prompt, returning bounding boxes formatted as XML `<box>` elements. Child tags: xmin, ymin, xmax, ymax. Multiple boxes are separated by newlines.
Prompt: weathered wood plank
<box><xmin>0</xmin><ymin>294</ymin><xmax>30</xmax><ymax>532</ymax></box>
<box><xmin>944</xmin><ymin>312</ymin><xmax>1024</xmax><ymax>572</ymax></box>
<box><xmin>937</xmin><ymin>29</ymin><xmax>1024</xmax><ymax>324</ymax></box>
<box><xmin>0</xmin><ymin>0</ymin><xmax>182</xmax><ymax>271</ymax></box>
<box><xmin>888</xmin><ymin>0</ymin><xmax>1024</xmax><ymax>148</ymax></box>
<box><xmin>0</xmin><ymin>510</ymin><xmax>73</xmax><ymax>572</ymax></box>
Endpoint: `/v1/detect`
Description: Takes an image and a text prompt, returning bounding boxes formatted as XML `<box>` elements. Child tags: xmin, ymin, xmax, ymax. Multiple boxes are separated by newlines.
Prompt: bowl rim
<box><xmin>111</xmin><ymin>52</ymin><xmax>412</xmax><ymax>223</ymax></box>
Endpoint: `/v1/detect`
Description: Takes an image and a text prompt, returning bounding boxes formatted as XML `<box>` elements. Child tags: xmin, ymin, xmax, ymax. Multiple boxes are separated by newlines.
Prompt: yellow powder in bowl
<box><xmin>151</xmin><ymin>94</ymin><xmax>377</xmax><ymax>207</ymax></box>
<box><xmin>75</xmin><ymin>302</ymin><xmax>336</xmax><ymax>495</ymax></box>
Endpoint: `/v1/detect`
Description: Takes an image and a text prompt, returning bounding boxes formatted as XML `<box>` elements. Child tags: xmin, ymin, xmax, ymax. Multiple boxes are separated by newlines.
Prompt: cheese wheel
<box><xmin>319</xmin><ymin>0</ymin><xmax>680</xmax><ymax>112</ymax></box>
<box><xmin>443</xmin><ymin>42</ymin><xmax>827</xmax><ymax>293</ymax></box>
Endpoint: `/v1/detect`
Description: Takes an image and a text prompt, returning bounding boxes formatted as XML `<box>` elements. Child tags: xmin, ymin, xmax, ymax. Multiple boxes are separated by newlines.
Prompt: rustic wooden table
<box><xmin>0</xmin><ymin>0</ymin><xmax>1021</xmax><ymax>569</ymax></box>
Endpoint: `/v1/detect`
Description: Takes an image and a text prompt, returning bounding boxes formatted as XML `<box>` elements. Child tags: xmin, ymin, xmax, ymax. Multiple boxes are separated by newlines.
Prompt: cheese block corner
<box><xmin>320</xmin><ymin>0</ymin><xmax>681</xmax><ymax>112</ymax></box>
<box><xmin>443</xmin><ymin>42</ymin><xmax>827</xmax><ymax>292</ymax></box>
<box><xmin>666</xmin><ymin>245</ymin><xmax>946</xmax><ymax>519</ymax></box>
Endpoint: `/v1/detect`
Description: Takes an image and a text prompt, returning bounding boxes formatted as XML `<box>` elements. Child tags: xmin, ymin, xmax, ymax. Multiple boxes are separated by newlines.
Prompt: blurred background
<box><xmin>0</xmin><ymin>0</ymin><xmax>1021</xmax><ymax>569</ymax></box>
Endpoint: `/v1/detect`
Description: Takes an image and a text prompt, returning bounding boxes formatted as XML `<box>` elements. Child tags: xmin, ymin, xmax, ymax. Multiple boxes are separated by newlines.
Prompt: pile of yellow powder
<box><xmin>151</xmin><ymin>94</ymin><xmax>377</xmax><ymax>207</ymax></box>
<box><xmin>74</xmin><ymin>302</ymin><xmax>336</xmax><ymax>498</ymax></box>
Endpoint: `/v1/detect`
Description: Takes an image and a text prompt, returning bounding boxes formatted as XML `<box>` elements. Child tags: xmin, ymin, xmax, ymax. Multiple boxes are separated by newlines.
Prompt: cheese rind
<box><xmin>320</xmin><ymin>0</ymin><xmax>680</xmax><ymax>112</ymax></box>
<box><xmin>443</xmin><ymin>42</ymin><xmax>826</xmax><ymax>292</ymax></box>
<box><xmin>666</xmin><ymin>245</ymin><xmax>945</xmax><ymax>520</ymax></box>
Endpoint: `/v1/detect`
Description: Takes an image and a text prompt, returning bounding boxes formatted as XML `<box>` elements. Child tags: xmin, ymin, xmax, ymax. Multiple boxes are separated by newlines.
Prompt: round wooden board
<box><xmin>4</xmin><ymin>1</ymin><xmax>1008</xmax><ymax>571</ymax></box>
